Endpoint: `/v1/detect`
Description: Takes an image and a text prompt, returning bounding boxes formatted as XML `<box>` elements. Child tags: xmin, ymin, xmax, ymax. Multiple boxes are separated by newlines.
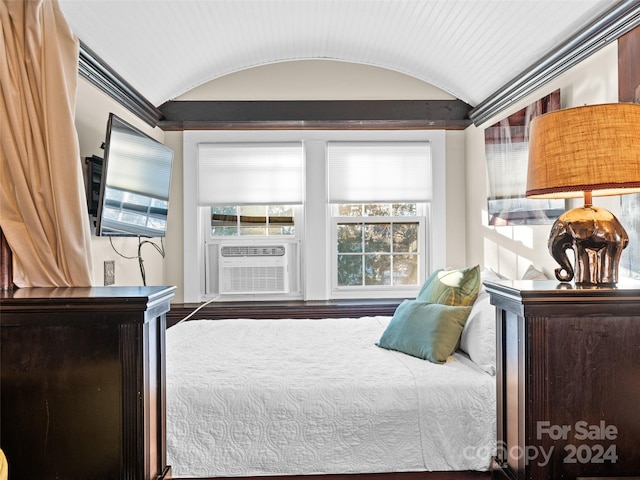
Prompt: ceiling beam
<box><xmin>157</xmin><ymin>100</ymin><xmax>472</xmax><ymax>130</ymax></box>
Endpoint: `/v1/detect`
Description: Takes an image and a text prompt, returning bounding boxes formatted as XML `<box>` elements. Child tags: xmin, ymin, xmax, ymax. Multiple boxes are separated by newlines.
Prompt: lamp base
<box><xmin>548</xmin><ymin>205</ymin><xmax>629</xmax><ymax>286</ymax></box>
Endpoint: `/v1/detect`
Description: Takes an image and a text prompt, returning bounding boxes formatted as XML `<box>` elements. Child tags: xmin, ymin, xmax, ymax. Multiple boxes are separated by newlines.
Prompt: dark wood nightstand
<box><xmin>1</xmin><ymin>286</ymin><xmax>175</xmax><ymax>480</ymax></box>
<box><xmin>485</xmin><ymin>280</ymin><xmax>640</xmax><ymax>480</ymax></box>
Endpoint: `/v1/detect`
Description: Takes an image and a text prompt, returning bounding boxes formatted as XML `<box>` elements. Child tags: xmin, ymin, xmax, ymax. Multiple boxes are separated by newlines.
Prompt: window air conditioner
<box><xmin>218</xmin><ymin>244</ymin><xmax>289</xmax><ymax>294</ymax></box>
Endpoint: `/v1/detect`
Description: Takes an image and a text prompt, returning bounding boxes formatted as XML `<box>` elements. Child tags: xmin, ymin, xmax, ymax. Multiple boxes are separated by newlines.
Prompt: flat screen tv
<box><xmin>95</xmin><ymin>113</ymin><xmax>174</xmax><ymax>237</ymax></box>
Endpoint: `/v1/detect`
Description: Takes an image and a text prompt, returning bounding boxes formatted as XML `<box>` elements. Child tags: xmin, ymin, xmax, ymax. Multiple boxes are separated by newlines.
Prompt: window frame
<box><xmin>183</xmin><ymin>130</ymin><xmax>447</xmax><ymax>303</ymax></box>
<box><xmin>330</xmin><ymin>204</ymin><xmax>429</xmax><ymax>298</ymax></box>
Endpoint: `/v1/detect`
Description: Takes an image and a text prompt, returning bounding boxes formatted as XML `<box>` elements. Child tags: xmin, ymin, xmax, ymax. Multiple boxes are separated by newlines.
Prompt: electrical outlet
<box><xmin>104</xmin><ymin>260</ymin><xmax>115</xmax><ymax>286</ymax></box>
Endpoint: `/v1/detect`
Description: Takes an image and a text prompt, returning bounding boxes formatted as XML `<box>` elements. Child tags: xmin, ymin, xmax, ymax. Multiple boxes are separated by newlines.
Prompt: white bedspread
<box><xmin>166</xmin><ymin>316</ymin><xmax>496</xmax><ymax>478</ymax></box>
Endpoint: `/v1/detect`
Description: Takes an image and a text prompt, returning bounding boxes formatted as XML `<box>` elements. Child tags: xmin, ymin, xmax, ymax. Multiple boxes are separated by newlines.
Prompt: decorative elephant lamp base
<box><xmin>548</xmin><ymin>205</ymin><xmax>629</xmax><ymax>286</ymax></box>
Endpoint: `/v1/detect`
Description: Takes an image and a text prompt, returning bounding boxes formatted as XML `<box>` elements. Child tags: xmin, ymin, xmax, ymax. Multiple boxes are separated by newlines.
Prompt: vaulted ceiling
<box><xmin>58</xmin><ymin>0</ymin><xmax>639</xmax><ymax>127</ymax></box>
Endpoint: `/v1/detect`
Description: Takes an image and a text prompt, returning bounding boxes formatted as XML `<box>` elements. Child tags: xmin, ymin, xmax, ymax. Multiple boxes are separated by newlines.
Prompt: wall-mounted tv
<box><xmin>95</xmin><ymin>113</ymin><xmax>174</xmax><ymax>237</ymax></box>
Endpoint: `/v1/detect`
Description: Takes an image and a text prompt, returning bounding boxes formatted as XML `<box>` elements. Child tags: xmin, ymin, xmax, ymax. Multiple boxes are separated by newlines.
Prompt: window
<box><xmin>484</xmin><ymin>90</ymin><xmax>564</xmax><ymax>225</ymax></box>
<box><xmin>333</xmin><ymin>203</ymin><xmax>424</xmax><ymax>288</ymax></box>
<box><xmin>328</xmin><ymin>142</ymin><xmax>431</xmax><ymax>294</ymax></box>
<box><xmin>210</xmin><ymin>205</ymin><xmax>296</xmax><ymax>236</ymax></box>
<box><xmin>183</xmin><ymin>130</ymin><xmax>446</xmax><ymax>303</ymax></box>
<box><xmin>195</xmin><ymin>142</ymin><xmax>304</xmax><ymax>299</ymax></box>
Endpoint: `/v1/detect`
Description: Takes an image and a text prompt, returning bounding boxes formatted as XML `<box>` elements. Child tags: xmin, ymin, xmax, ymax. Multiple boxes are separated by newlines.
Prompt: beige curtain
<box><xmin>0</xmin><ymin>0</ymin><xmax>93</xmax><ymax>287</ymax></box>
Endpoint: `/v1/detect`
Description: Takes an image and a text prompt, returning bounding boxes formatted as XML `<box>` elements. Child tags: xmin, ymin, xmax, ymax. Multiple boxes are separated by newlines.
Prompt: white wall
<box><xmin>74</xmin><ymin>46</ymin><xmax>621</xmax><ymax>300</ymax></box>
<box><xmin>163</xmin><ymin>131</ymin><xmax>185</xmax><ymax>298</ymax></box>
<box><xmin>181</xmin><ymin>129</ymin><xmax>449</xmax><ymax>303</ymax></box>
<box><xmin>177</xmin><ymin>59</ymin><xmax>456</xmax><ymax>100</ymax></box>
<box><xmin>75</xmin><ymin>78</ymin><xmax>167</xmax><ymax>288</ymax></box>
<box><xmin>464</xmin><ymin>42</ymin><xmax>619</xmax><ymax>280</ymax></box>
<box><xmin>177</xmin><ymin>61</ymin><xmax>468</xmax><ymax>302</ymax></box>
<box><xmin>75</xmin><ymin>61</ymin><xmax>465</xmax><ymax>301</ymax></box>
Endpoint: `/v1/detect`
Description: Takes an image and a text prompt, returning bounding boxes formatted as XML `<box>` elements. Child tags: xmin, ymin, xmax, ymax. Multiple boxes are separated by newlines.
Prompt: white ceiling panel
<box><xmin>58</xmin><ymin>0</ymin><xmax>622</xmax><ymax>107</ymax></box>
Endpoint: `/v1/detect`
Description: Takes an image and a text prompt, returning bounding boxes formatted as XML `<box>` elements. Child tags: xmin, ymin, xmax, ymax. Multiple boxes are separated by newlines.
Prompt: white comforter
<box><xmin>166</xmin><ymin>316</ymin><xmax>496</xmax><ymax>478</ymax></box>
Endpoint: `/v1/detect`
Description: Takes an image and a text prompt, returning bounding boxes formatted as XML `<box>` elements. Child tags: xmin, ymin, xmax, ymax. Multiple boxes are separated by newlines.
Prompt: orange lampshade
<box><xmin>526</xmin><ymin>103</ymin><xmax>640</xmax><ymax>199</ymax></box>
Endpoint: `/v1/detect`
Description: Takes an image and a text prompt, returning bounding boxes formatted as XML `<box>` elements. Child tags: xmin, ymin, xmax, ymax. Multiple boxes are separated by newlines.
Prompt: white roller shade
<box><xmin>327</xmin><ymin>142</ymin><xmax>431</xmax><ymax>203</ymax></box>
<box><xmin>198</xmin><ymin>142</ymin><xmax>304</xmax><ymax>205</ymax></box>
<box><xmin>485</xmin><ymin>140</ymin><xmax>529</xmax><ymax>199</ymax></box>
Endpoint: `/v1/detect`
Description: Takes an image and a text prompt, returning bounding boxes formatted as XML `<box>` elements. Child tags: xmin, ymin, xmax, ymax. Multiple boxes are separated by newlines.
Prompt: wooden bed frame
<box><xmin>171</xmin><ymin>472</ymin><xmax>492</xmax><ymax>480</ymax></box>
<box><xmin>0</xmin><ymin>238</ymin><xmax>494</xmax><ymax>480</ymax></box>
<box><xmin>167</xmin><ymin>299</ymin><xmax>402</xmax><ymax>326</ymax></box>
<box><xmin>167</xmin><ymin>302</ymin><xmax>496</xmax><ymax>480</ymax></box>
<box><xmin>0</xmin><ymin>228</ymin><xmax>12</xmax><ymax>291</ymax></box>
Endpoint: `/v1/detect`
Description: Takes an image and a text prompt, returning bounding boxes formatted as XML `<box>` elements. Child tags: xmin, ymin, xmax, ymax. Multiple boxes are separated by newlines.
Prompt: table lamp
<box><xmin>526</xmin><ymin>103</ymin><xmax>640</xmax><ymax>286</ymax></box>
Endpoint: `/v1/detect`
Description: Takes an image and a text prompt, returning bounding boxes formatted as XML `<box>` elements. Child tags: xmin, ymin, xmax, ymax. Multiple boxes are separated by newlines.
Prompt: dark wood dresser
<box><xmin>485</xmin><ymin>280</ymin><xmax>640</xmax><ymax>480</ymax></box>
<box><xmin>0</xmin><ymin>286</ymin><xmax>176</xmax><ymax>480</ymax></box>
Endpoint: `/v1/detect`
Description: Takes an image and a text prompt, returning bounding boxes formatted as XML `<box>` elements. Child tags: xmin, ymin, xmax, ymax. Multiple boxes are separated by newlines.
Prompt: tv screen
<box><xmin>95</xmin><ymin>113</ymin><xmax>174</xmax><ymax>237</ymax></box>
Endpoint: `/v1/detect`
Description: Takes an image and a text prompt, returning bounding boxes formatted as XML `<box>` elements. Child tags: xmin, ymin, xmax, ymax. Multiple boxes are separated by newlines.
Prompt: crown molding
<box><xmin>78</xmin><ymin>41</ymin><xmax>163</xmax><ymax>127</ymax></box>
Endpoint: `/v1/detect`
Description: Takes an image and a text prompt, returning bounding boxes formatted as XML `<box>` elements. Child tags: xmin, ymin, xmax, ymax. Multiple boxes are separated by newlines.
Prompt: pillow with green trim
<box><xmin>417</xmin><ymin>265</ymin><xmax>481</xmax><ymax>306</ymax></box>
<box><xmin>376</xmin><ymin>300</ymin><xmax>472</xmax><ymax>364</ymax></box>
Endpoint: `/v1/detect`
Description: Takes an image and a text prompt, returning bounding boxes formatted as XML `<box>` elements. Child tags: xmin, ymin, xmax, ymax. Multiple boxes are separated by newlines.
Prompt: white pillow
<box><xmin>521</xmin><ymin>264</ymin><xmax>548</xmax><ymax>280</ymax></box>
<box><xmin>459</xmin><ymin>268</ymin><xmax>501</xmax><ymax>375</ymax></box>
<box><xmin>483</xmin><ymin>268</ymin><xmax>507</xmax><ymax>281</ymax></box>
<box><xmin>460</xmin><ymin>290</ymin><xmax>496</xmax><ymax>375</ymax></box>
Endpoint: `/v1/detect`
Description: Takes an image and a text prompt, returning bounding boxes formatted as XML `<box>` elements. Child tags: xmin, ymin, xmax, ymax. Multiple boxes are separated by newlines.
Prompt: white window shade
<box><xmin>485</xmin><ymin>140</ymin><xmax>529</xmax><ymax>199</ymax></box>
<box><xmin>198</xmin><ymin>143</ymin><xmax>304</xmax><ymax>205</ymax></box>
<box><xmin>327</xmin><ymin>142</ymin><xmax>431</xmax><ymax>203</ymax></box>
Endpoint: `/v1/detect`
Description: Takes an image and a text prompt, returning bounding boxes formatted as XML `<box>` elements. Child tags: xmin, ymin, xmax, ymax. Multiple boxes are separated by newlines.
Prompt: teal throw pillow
<box><xmin>377</xmin><ymin>300</ymin><xmax>472</xmax><ymax>364</ymax></box>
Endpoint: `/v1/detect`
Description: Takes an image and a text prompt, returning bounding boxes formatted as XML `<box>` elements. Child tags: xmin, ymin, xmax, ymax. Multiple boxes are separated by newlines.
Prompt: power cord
<box><xmin>108</xmin><ymin>236</ymin><xmax>216</xmax><ymax>323</ymax></box>
<box><xmin>174</xmin><ymin>296</ymin><xmax>219</xmax><ymax>326</ymax></box>
<box><xmin>108</xmin><ymin>236</ymin><xmax>165</xmax><ymax>286</ymax></box>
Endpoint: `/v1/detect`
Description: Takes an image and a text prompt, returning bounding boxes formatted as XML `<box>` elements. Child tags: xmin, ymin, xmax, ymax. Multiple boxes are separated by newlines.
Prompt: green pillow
<box><xmin>377</xmin><ymin>300</ymin><xmax>472</xmax><ymax>364</ymax></box>
<box><xmin>417</xmin><ymin>265</ymin><xmax>481</xmax><ymax>306</ymax></box>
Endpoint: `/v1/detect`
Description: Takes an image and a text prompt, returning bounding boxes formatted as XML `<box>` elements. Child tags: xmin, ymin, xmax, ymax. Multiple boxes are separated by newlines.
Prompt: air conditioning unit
<box><xmin>218</xmin><ymin>244</ymin><xmax>289</xmax><ymax>295</ymax></box>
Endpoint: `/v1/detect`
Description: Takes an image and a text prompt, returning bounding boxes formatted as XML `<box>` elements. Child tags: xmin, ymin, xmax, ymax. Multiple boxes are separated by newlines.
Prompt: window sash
<box><xmin>198</xmin><ymin>142</ymin><xmax>304</xmax><ymax>205</ymax></box>
<box><xmin>327</xmin><ymin>141</ymin><xmax>431</xmax><ymax>203</ymax></box>
<box><xmin>210</xmin><ymin>205</ymin><xmax>296</xmax><ymax>237</ymax></box>
<box><xmin>331</xmin><ymin>214</ymin><xmax>426</xmax><ymax>290</ymax></box>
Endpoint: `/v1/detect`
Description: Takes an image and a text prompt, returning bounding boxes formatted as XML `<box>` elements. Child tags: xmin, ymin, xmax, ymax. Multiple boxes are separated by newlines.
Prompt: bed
<box><xmin>165</xmin><ymin>273</ymin><xmax>498</xmax><ymax>479</ymax></box>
